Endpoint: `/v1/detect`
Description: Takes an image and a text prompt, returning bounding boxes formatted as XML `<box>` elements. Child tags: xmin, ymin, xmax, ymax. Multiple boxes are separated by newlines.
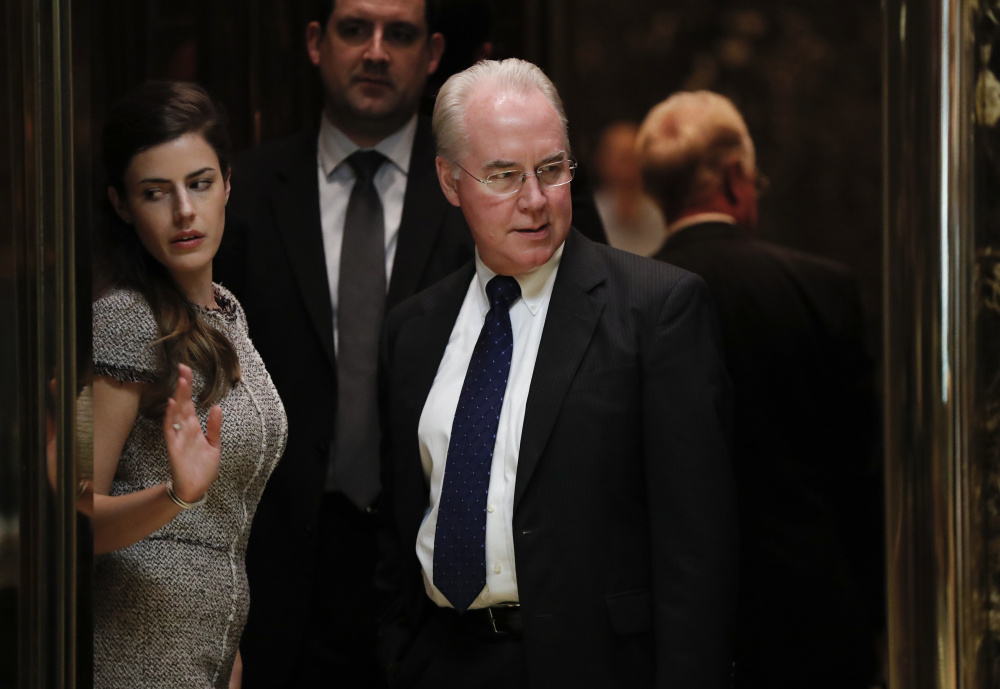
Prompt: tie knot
<box><xmin>486</xmin><ymin>275</ymin><xmax>521</xmax><ymax>312</ymax></box>
<box><xmin>347</xmin><ymin>150</ymin><xmax>386</xmax><ymax>182</ymax></box>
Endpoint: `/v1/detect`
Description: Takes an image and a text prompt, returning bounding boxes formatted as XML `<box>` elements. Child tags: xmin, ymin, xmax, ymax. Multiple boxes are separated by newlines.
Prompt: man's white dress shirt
<box><xmin>666</xmin><ymin>212</ymin><xmax>737</xmax><ymax>237</ymax></box>
<box><xmin>415</xmin><ymin>245</ymin><xmax>564</xmax><ymax>609</ymax></box>
<box><xmin>317</xmin><ymin>113</ymin><xmax>418</xmax><ymax>351</ymax></box>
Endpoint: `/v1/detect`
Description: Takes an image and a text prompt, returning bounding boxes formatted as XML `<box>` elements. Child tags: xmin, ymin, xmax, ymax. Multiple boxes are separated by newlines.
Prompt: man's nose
<box><xmin>517</xmin><ymin>173</ymin><xmax>547</xmax><ymax>211</ymax></box>
<box><xmin>363</xmin><ymin>27</ymin><xmax>390</xmax><ymax>63</ymax></box>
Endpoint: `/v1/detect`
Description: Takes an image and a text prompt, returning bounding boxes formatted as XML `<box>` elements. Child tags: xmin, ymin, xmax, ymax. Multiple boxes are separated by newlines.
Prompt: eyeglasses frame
<box><xmin>454</xmin><ymin>159</ymin><xmax>578</xmax><ymax>196</ymax></box>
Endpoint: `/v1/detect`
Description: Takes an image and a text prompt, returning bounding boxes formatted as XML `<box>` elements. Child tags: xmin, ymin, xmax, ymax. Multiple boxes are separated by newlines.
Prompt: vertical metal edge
<box><xmin>951</xmin><ymin>0</ymin><xmax>981</xmax><ymax>686</ymax></box>
<box><xmin>49</xmin><ymin>0</ymin><xmax>67</xmax><ymax>684</ymax></box>
<box><xmin>884</xmin><ymin>0</ymin><xmax>963</xmax><ymax>685</ymax></box>
<box><xmin>54</xmin><ymin>0</ymin><xmax>77</xmax><ymax>685</ymax></box>
<box><xmin>22</xmin><ymin>0</ymin><xmax>45</xmax><ymax>684</ymax></box>
<box><xmin>882</xmin><ymin>0</ymin><xmax>905</xmax><ymax>684</ymax></box>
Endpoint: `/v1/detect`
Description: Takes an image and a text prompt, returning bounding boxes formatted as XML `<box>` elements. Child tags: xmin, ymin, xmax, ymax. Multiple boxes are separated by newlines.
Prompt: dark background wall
<box><xmin>90</xmin><ymin>0</ymin><xmax>883</xmax><ymax>354</ymax></box>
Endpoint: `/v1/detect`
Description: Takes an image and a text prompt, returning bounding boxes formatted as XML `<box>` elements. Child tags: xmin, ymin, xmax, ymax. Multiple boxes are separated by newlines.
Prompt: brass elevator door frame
<box><xmin>1</xmin><ymin>0</ymin><xmax>93</xmax><ymax>687</ymax></box>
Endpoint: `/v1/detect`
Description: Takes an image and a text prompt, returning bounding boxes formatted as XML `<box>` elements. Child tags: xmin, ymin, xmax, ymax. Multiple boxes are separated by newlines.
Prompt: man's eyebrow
<box><xmin>538</xmin><ymin>151</ymin><xmax>567</xmax><ymax>166</ymax></box>
<box><xmin>385</xmin><ymin>20</ymin><xmax>421</xmax><ymax>32</ymax></box>
<box><xmin>481</xmin><ymin>159</ymin><xmax>520</xmax><ymax>170</ymax></box>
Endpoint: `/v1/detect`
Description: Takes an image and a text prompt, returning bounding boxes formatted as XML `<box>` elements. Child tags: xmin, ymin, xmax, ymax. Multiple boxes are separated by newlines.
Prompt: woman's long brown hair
<box><xmin>97</xmin><ymin>81</ymin><xmax>240</xmax><ymax>416</ymax></box>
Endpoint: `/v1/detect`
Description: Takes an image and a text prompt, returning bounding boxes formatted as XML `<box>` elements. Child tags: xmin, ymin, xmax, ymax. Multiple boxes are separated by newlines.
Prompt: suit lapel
<box><xmin>387</xmin><ymin>118</ymin><xmax>453</xmax><ymax>310</ymax></box>
<box><xmin>514</xmin><ymin>230</ymin><xmax>606</xmax><ymax>509</ymax></box>
<box><xmin>269</xmin><ymin>133</ymin><xmax>337</xmax><ymax>368</ymax></box>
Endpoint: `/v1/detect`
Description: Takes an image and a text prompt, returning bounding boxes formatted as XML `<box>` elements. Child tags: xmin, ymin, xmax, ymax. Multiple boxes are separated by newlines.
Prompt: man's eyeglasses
<box><xmin>456</xmin><ymin>159</ymin><xmax>578</xmax><ymax>196</ymax></box>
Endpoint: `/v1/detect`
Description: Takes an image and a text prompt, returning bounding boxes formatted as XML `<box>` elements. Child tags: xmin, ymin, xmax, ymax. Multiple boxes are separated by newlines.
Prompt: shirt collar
<box><xmin>473</xmin><ymin>242</ymin><xmax>565</xmax><ymax>318</ymax></box>
<box><xmin>317</xmin><ymin>113</ymin><xmax>418</xmax><ymax>179</ymax></box>
<box><xmin>667</xmin><ymin>212</ymin><xmax>737</xmax><ymax>236</ymax></box>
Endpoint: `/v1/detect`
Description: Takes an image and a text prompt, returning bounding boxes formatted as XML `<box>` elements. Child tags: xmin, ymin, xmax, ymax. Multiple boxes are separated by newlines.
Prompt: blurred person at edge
<box><xmin>593</xmin><ymin>120</ymin><xmax>666</xmax><ymax>256</ymax></box>
<box><xmin>213</xmin><ymin>1</ymin><xmax>606</xmax><ymax>686</ymax></box>
<box><xmin>639</xmin><ymin>90</ymin><xmax>884</xmax><ymax>689</ymax></box>
<box><xmin>91</xmin><ymin>81</ymin><xmax>287</xmax><ymax>689</ymax></box>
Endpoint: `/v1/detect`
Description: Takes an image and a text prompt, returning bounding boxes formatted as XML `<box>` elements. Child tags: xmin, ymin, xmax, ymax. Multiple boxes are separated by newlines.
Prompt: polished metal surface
<box><xmin>0</xmin><ymin>0</ymin><xmax>91</xmax><ymax>687</ymax></box>
<box><xmin>884</xmin><ymin>0</ymin><xmax>983</xmax><ymax>687</ymax></box>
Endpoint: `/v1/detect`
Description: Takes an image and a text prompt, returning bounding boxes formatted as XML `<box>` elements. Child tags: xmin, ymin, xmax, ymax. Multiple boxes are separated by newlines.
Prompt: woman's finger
<box><xmin>163</xmin><ymin>397</ymin><xmax>179</xmax><ymax>438</ymax></box>
<box><xmin>205</xmin><ymin>405</ymin><xmax>223</xmax><ymax>449</ymax></box>
<box><xmin>174</xmin><ymin>364</ymin><xmax>193</xmax><ymax>410</ymax></box>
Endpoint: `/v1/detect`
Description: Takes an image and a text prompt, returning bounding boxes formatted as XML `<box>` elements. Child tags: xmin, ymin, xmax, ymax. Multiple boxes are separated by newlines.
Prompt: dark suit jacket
<box><xmin>214</xmin><ymin>117</ymin><xmax>607</xmax><ymax>686</ymax></box>
<box><xmin>654</xmin><ymin>222</ymin><xmax>882</xmax><ymax>688</ymax></box>
<box><xmin>377</xmin><ymin>229</ymin><xmax>738</xmax><ymax>688</ymax></box>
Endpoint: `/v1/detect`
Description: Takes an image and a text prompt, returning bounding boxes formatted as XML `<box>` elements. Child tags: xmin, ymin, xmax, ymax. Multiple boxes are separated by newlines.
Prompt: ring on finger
<box><xmin>172</xmin><ymin>423</ymin><xmax>183</xmax><ymax>431</ymax></box>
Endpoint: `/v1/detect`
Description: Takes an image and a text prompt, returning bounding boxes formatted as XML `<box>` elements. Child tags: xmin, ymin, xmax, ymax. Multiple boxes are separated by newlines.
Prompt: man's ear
<box><xmin>723</xmin><ymin>159</ymin><xmax>747</xmax><ymax>206</ymax></box>
<box><xmin>306</xmin><ymin>21</ymin><xmax>324</xmax><ymax>67</ymax></box>
<box><xmin>108</xmin><ymin>186</ymin><xmax>132</xmax><ymax>224</ymax></box>
<box><xmin>427</xmin><ymin>33</ymin><xmax>445</xmax><ymax>75</ymax></box>
<box><xmin>435</xmin><ymin>156</ymin><xmax>461</xmax><ymax>207</ymax></box>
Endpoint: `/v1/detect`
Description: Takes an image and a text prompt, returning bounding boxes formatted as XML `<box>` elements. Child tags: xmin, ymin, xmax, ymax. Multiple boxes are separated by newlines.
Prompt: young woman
<box><xmin>92</xmin><ymin>81</ymin><xmax>286</xmax><ymax>688</ymax></box>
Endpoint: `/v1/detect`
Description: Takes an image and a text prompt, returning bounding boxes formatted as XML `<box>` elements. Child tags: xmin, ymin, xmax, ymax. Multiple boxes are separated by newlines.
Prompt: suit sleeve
<box><xmin>374</xmin><ymin>312</ymin><xmax>414</xmax><ymax>678</ymax></box>
<box><xmin>828</xmin><ymin>274</ymin><xmax>884</xmax><ymax>633</ymax></box>
<box><xmin>642</xmin><ymin>272</ymin><xmax>738</xmax><ymax>688</ymax></box>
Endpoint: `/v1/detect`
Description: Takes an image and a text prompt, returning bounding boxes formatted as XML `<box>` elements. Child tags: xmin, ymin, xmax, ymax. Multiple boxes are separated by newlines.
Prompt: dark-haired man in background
<box><xmin>215</xmin><ymin>1</ymin><xmax>604</xmax><ymax>686</ymax></box>
<box><xmin>638</xmin><ymin>90</ymin><xmax>883</xmax><ymax>689</ymax></box>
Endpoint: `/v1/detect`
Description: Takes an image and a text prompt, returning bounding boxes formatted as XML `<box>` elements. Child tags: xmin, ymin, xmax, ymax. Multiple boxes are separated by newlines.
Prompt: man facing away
<box><xmin>214</xmin><ymin>1</ymin><xmax>605</xmax><ymax>686</ymax></box>
<box><xmin>376</xmin><ymin>58</ymin><xmax>737</xmax><ymax>689</ymax></box>
<box><xmin>638</xmin><ymin>91</ymin><xmax>884</xmax><ymax>689</ymax></box>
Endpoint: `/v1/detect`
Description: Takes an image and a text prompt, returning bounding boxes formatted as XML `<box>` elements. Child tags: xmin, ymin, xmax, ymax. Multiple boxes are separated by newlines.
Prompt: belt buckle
<box><xmin>484</xmin><ymin>602</ymin><xmax>519</xmax><ymax>635</ymax></box>
<box><xmin>486</xmin><ymin>606</ymin><xmax>501</xmax><ymax>634</ymax></box>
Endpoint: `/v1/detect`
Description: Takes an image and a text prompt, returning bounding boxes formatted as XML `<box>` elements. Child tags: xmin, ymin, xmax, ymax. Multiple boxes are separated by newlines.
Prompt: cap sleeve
<box><xmin>92</xmin><ymin>287</ymin><xmax>163</xmax><ymax>383</ymax></box>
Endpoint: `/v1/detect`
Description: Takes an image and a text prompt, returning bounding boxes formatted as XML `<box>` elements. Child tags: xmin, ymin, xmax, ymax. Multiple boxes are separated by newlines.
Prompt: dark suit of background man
<box><xmin>638</xmin><ymin>91</ymin><xmax>884</xmax><ymax>689</ymax></box>
<box><xmin>214</xmin><ymin>1</ymin><xmax>605</xmax><ymax>686</ymax></box>
<box><xmin>377</xmin><ymin>57</ymin><xmax>737</xmax><ymax>689</ymax></box>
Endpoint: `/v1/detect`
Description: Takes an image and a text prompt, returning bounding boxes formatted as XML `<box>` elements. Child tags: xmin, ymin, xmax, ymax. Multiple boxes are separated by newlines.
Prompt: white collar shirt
<box><xmin>415</xmin><ymin>243</ymin><xmax>564</xmax><ymax>609</ymax></box>
<box><xmin>666</xmin><ymin>212</ymin><xmax>737</xmax><ymax>237</ymax></box>
<box><xmin>316</xmin><ymin>113</ymin><xmax>417</xmax><ymax>351</ymax></box>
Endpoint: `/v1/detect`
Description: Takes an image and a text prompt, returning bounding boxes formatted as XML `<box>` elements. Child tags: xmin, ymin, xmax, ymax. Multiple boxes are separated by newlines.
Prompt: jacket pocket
<box><xmin>606</xmin><ymin>588</ymin><xmax>653</xmax><ymax>635</ymax></box>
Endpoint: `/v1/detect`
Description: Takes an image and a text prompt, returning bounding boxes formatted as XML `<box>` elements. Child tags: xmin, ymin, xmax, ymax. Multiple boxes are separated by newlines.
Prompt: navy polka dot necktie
<box><xmin>433</xmin><ymin>274</ymin><xmax>521</xmax><ymax>611</ymax></box>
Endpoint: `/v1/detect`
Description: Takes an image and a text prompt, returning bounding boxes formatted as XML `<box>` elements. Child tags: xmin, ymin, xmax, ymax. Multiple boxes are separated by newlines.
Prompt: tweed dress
<box><xmin>92</xmin><ymin>284</ymin><xmax>287</xmax><ymax>688</ymax></box>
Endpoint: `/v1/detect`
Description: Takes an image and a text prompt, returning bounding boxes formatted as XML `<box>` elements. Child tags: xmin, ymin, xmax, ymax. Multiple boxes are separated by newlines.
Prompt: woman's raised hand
<box><xmin>163</xmin><ymin>363</ymin><xmax>222</xmax><ymax>504</ymax></box>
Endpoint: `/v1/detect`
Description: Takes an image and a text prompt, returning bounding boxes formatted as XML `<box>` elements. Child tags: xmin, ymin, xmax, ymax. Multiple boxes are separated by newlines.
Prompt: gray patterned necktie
<box><xmin>329</xmin><ymin>150</ymin><xmax>387</xmax><ymax>509</ymax></box>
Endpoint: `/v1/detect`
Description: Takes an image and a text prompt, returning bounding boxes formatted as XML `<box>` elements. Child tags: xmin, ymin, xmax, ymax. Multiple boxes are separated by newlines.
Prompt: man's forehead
<box><xmin>332</xmin><ymin>0</ymin><xmax>427</xmax><ymax>25</ymax></box>
<box><xmin>462</xmin><ymin>88</ymin><xmax>567</xmax><ymax>161</ymax></box>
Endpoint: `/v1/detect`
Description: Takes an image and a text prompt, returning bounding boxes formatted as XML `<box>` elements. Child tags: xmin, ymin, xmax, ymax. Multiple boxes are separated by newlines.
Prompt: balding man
<box><xmin>376</xmin><ymin>59</ymin><xmax>737</xmax><ymax>689</ymax></box>
<box><xmin>639</xmin><ymin>91</ymin><xmax>883</xmax><ymax>689</ymax></box>
<box><xmin>216</xmin><ymin>1</ymin><xmax>605</xmax><ymax>685</ymax></box>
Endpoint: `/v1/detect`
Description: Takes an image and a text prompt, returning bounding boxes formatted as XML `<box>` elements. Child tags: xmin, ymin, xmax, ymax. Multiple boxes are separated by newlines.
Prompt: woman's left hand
<box><xmin>163</xmin><ymin>363</ymin><xmax>222</xmax><ymax>504</ymax></box>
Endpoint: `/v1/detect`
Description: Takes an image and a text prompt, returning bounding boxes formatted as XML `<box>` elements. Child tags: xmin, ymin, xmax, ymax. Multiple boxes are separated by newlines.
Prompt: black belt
<box><xmin>455</xmin><ymin>603</ymin><xmax>523</xmax><ymax>636</ymax></box>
